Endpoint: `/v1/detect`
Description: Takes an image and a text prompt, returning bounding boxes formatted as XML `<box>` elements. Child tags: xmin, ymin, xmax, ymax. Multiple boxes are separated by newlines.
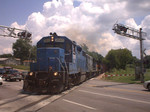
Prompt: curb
<box><xmin>105</xmin><ymin>74</ymin><xmax>134</xmax><ymax>77</ymax></box>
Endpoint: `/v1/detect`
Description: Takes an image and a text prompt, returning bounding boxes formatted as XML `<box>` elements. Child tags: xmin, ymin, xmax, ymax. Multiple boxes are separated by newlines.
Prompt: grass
<box><xmin>105</xmin><ymin>68</ymin><xmax>134</xmax><ymax>75</ymax></box>
<box><xmin>0</xmin><ymin>64</ymin><xmax>29</xmax><ymax>71</ymax></box>
<box><xmin>144</xmin><ymin>69</ymin><xmax>150</xmax><ymax>81</ymax></box>
<box><xmin>104</xmin><ymin>67</ymin><xmax>150</xmax><ymax>84</ymax></box>
<box><xmin>104</xmin><ymin>76</ymin><xmax>141</xmax><ymax>84</ymax></box>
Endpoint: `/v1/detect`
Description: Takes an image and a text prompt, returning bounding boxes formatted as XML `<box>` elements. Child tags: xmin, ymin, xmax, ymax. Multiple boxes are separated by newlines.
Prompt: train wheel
<box><xmin>70</xmin><ymin>74</ymin><xmax>80</xmax><ymax>85</ymax></box>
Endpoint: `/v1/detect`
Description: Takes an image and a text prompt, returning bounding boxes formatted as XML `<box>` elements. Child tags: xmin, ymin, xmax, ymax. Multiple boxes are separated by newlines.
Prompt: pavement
<box><xmin>37</xmin><ymin>79</ymin><xmax>150</xmax><ymax>112</ymax></box>
<box><xmin>0</xmin><ymin>77</ymin><xmax>150</xmax><ymax>112</ymax></box>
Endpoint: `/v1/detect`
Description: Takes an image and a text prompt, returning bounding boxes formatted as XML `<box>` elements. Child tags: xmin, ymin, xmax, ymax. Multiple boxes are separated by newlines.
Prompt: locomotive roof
<box><xmin>37</xmin><ymin>35</ymin><xmax>76</xmax><ymax>46</ymax></box>
<box><xmin>37</xmin><ymin>35</ymin><xmax>85</xmax><ymax>54</ymax></box>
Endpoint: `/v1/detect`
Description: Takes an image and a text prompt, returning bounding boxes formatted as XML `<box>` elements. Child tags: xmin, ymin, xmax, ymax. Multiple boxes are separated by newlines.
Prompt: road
<box><xmin>0</xmin><ymin>78</ymin><xmax>150</xmax><ymax>112</ymax></box>
<box><xmin>0</xmin><ymin>80</ymin><xmax>23</xmax><ymax>100</ymax></box>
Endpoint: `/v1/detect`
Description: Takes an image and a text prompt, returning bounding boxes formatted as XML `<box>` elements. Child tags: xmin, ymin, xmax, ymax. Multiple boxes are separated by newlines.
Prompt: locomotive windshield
<box><xmin>37</xmin><ymin>36</ymin><xmax>73</xmax><ymax>62</ymax></box>
<box><xmin>37</xmin><ymin>37</ymin><xmax>65</xmax><ymax>49</ymax></box>
<box><xmin>45</xmin><ymin>43</ymin><xmax>64</xmax><ymax>49</ymax></box>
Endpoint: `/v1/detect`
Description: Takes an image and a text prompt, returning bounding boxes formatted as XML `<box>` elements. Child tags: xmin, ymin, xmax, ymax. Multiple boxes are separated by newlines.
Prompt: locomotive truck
<box><xmin>23</xmin><ymin>33</ymin><xmax>101</xmax><ymax>93</ymax></box>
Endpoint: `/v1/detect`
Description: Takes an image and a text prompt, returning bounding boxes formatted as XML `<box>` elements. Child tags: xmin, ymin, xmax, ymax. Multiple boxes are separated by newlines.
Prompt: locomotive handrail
<box><xmin>48</xmin><ymin>57</ymin><xmax>66</xmax><ymax>72</ymax></box>
<box><xmin>64</xmin><ymin>61</ymin><xmax>69</xmax><ymax>74</ymax></box>
<box><xmin>55</xmin><ymin>57</ymin><xmax>65</xmax><ymax>72</ymax></box>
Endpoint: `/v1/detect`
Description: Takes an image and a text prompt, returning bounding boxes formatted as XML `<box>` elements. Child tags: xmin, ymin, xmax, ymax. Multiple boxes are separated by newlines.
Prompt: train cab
<box><xmin>31</xmin><ymin>33</ymin><xmax>72</xmax><ymax>72</ymax></box>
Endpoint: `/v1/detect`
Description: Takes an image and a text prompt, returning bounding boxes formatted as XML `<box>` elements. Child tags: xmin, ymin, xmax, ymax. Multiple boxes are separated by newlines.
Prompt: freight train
<box><xmin>23</xmin><ymin>33</ymin><xmax>101</xmax><ymax>93</ymax></box>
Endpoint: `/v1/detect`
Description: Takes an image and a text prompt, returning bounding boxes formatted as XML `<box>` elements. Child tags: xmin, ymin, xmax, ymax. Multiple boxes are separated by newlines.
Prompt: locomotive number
<box><xmin>55</xmin><ymin>38</ymin><xmax>64</xmax><ymax>42</ymax></box>
<box><xmin>44</xmin><ymin>38</ymin><xmax>50</xmax><ymax>43</ymax></box>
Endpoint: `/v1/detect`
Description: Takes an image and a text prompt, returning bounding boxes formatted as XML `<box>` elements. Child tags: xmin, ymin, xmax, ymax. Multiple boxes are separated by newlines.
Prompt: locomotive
<box><xmin>23</xmin><ymin>33</ymin><xmax>101</xmax><ymax>93</ymax></box>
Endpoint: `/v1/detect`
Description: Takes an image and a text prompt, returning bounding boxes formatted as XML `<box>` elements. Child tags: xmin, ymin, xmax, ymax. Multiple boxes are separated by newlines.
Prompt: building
<box><xmin>0</xmin><ymin>58</ymin><xmax>21</xmax><ymax>65</ymax></box>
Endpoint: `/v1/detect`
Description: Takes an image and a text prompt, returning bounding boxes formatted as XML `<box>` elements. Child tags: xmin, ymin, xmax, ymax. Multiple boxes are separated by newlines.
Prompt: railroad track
<box><xmin>0</xmin><ymin>94</ymin><xmax>53</xmax><ymax>112</ymax></box>
<box><xmin>0</xmin><ymin>85</ymin><xmax>78</xmax><ymax>112</ymax></box>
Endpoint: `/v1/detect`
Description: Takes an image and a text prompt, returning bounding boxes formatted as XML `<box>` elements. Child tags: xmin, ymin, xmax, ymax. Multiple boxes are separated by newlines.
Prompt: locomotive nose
<box><xmin>48</xmin><ymin>50</ymin><xmax>65</xmax><ymax>72</ymax></box>
<box><xmin>35</xmin><ymin>48</ymin><xmax>65</xmax><ymax>72</ymax></box>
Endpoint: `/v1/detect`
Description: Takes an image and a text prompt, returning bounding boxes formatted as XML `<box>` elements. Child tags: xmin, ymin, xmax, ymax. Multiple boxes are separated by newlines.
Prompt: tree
<box><xmin>80</xmin><ymin>43</ymin><xmax>103</xmax><ymax>62</ymax></box>
<box><xmin>144</xmin><ymin>55</ymin><xmax>150</xmax><ymax>68</ymax></box>
<box><xmin>13</xmin><ymin>39</ymin><xmax>32</xmax><ymax>63</ymax></box>
<box><xmin>80</xmin><ymin>43</ymin><xmax>89</xmax><ymax>53</ymax></box>
<box><xmin>0</xmin><ymin>54</ymin><xmax>13</xmax><ymax>58</ymax></box>
<box><xmin>104</xmin><ymin>50</ymin><xmax>117</xmax><ymax>70</ymax></box>
<box><xmin>104</xmin><ymin>48</ymin><xmax>133</xmax><ymax>70</ymax></box>
<box><xmin>88</xmin><ymin>51</ymin><xmax>103</xmax><ymax>63</ymax></box>
<box><xmin>30</xmin><ymin>45</ymin><xmax>37</xmax><ymax>60</ymax></box>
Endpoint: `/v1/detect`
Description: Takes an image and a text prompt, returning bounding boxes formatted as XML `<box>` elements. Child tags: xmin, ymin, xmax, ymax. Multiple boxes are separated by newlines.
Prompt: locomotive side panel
<box><xmin>86</xmin><ymin>54</ymin><xmax>93</xmax><ymax>72</ymax></box>
<box><xmin>67</xmin><ymin>44</ymin><xmax>87</xmax><ymax>75</ymax></box>
<box><xmin>76</xmin><ymin>46</ymin><xmax>87</xmax><ymax>74</ymax></box>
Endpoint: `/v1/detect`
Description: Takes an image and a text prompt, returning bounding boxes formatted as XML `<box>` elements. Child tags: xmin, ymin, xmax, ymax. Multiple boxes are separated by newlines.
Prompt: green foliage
<box><xmin>29</xmin><ymin>45</ymin><xmax>37</xmax><ymax>60</ymax></box>
<box><xmin>80</xmin><ymin>44</ymin><xmax>139</xmax><ymax>73</ymax></box>
<box><xmin>88</xmin><ymin>51</ymin><xmax>103</xmax><ymax>62</ymax></box>
<box><xmin>80</xmin><ymin>43</ymin><xmax>103</xmax><ymax>62</ymax></box>
<box><xmin>12</xmin><ymin>39</ymin><xmax>36</xmax><ymax>63</ymax></box>
<box><xmin>105</xmin><ymin>76</ymin><xmax>137</xmax><ymax>84</ymax></box>
<box><xmin>144</xmin><ymin>55</ymin><xmax>150</xmax><ymax>68</ymax></box>
<box><xmin>13</xmin><ymin>39</ymin><xmax>31</xmax><ymax>62</ymax></box>
<box><xmin>0</xmin><ymin>54</ymin><xmax>13</xmax><ymax>58</ymax></box>
<box><xmin>105</xmin><ymin>66</ymin><xmax>135</xmax><ymax>75</ymax></box>
<box><xmin>104</xmin><ymin>73</ymin><xmax>150</xmax><ymax>84</ymax></box>
<box><xmin>104</xmin><ymin>48</ymin><xmax>133</xmax><ymax>70</ymax></box>
<box><xmin>104</xmin><ymin>67</ymin><xmax>150</xmax><ymax>84</ymax></box>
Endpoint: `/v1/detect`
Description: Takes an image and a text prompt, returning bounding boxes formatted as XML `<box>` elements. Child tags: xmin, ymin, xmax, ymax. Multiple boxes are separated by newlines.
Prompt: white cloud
<box><xmin>141</xmin><ymin>15</ymin><xmax>150</xmax><ymax>56</ymax></box>
<box><xmin>1</xmin><ymin>0</ymin><xmax>150</xmax><ymax>58</ymax></box>
<box><xmin>0</xmin><ymin>38</ymin><xmax>14</xmax><ymax>54</ymax></box>
<box><xmin>125</xmin><ymin>18</ymin><xmax>140</xmax><ymax>29</ymax></box>
<box><xmin>98</xmin><ymin>33</ymin><xmax>123</xmax><ymax>56</ymax></box>
<box><xmin>80</xmin><ymin>2</ymin><xmax>104</xmax><ymax>15</ymax></box>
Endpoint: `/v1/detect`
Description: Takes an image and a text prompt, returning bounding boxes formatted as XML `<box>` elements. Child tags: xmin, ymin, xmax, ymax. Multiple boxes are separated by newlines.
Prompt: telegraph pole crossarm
<box><xmin>0</xmin><ymin>25</ymin><xmax>32</xmax><ymax>40</ymax></box>
<box><xmin>113</xmin><ymin>23</ymin><xmax>147</xmax><ymax>83</ymax></box>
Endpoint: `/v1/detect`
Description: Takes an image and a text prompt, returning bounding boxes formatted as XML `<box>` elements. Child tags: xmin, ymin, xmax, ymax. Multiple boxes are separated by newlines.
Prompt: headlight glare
<box><xmin>29</xmin><ymin>72</ymin><xmax>33</xmax><ymax>76</ymax></box>
<box><xmin>54</xmin><ymin>72</ymin><xmax>58</xmax><ymax>76</ymax></box>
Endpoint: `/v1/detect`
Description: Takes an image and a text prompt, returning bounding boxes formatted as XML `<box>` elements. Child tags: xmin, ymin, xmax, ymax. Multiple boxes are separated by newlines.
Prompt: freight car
<box><xmin>23</xmin><ymin>33</ymin><xmax>101</xmax><ymax>93</ymax></box>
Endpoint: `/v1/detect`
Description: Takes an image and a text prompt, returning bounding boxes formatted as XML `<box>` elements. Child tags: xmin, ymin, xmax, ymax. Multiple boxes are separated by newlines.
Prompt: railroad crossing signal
<box><xmin>113</xmin><ymin>23</ymin><xmax>147</xmax><ymax>83</ymax></box>
<box><xmin>0</xmin><ymin>25</ymin><xmax>32</xmax><ymax>40</ymax></box>
<box><xmin>113</xmin><ymin>23</ymin><xmax>146</xmax><ymax>40</ymax></box>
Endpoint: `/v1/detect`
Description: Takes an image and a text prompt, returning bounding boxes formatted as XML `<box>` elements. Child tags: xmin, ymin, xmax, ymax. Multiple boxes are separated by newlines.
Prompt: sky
<box><xmin>0</xmin><ymin>0</ymin><xmax>150</xmax><ymax>59</ymax></box>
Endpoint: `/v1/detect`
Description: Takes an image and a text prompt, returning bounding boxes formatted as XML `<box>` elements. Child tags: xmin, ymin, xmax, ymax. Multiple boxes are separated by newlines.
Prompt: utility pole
<box><xmin>113</xmin><ymin>23</ymin><xmax>146</xmax><ymax>83</ymax></box>
<box><xmin>139</xmin><ymin>28</ymin><xmax>144</xmax><ymax>83</ymax></box>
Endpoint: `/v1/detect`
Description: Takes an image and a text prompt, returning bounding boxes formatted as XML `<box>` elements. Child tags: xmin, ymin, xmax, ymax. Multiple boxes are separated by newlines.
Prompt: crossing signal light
<box><xmin>17</xmin><ymin>31</ymin><xmax>32</xmax><ymax>40</ymax></box>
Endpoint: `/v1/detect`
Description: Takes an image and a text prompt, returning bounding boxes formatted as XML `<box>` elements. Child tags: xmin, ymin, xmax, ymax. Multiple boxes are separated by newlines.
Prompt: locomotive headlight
<box><xmin>54</xmin><ymin>72</ymin><xmax>58</xmax><ymax>76</ymax></box>
<box><xmin>51</xmin><ymin>36</ymin><xmax>54</xmax><ymax>42</ymax></box>
<box><xmin>29</xmin><ymin>72</ymin><xmax>33</xmax><ymax>76</ymax></box>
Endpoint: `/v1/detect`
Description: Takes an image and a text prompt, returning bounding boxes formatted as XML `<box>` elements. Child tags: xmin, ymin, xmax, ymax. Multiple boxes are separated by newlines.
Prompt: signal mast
<box><xmin>112</xmin><ymin>23</ymin><xmax>147</xmax><ymax>83</ymax></box>
<box><xmin>0</xmin><ymin>25</ymin><xmax>32</xmax><ymax>40</ymax></box>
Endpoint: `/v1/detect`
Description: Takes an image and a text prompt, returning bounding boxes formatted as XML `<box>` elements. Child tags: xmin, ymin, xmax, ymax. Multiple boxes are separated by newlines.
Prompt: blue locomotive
<box><xmin>23</xmin><ymin>33</ymin><xmax>100</xmax><ymax>93</ymax></box>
